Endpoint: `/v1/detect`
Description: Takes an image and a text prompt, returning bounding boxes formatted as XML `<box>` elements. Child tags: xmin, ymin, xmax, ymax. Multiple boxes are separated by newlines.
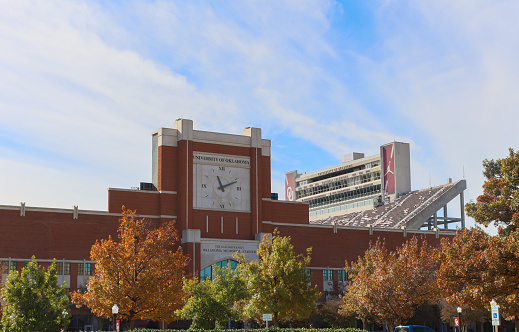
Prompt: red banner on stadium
<box><xmin>382</xmin><ymin>143</ymin><xmax>395</xmax><ymax>196</ymax></box>
<box><xmin>285</xmin><ymin>171</ymin><xmax>297</xmax><ymax>201</ymax></box>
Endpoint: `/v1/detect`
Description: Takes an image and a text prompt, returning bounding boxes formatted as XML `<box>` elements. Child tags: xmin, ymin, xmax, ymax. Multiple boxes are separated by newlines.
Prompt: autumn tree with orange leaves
<box><xmin>341</xmin><ymin>237</ymin><xmax>438</xmax><ymax>332</ymax></box>
<box><xmin>71</xmin><ymin>207</ymin><xmax>189</xmax><ymax>327</ymax></box>
<box><xmin>437</xmin><ymin>227</ymin><xmax>519</xmax><ymax>332</ymax></box>
<box><xmin>466</xmin><ymin>148</ymin><xmax>519</xmax><ymax>234</ymax></box>
<box><xmin>437</xmin><ymin>149</ymin><xmax>519</xmax><ymax>332</ymax></box>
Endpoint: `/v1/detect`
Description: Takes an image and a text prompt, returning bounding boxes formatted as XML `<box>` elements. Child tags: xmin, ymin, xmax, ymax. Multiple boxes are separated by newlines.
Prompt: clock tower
<box><xmin>149</xmin><ymin>118</ymin><xmax>280</xmax><ymax>276</ymax></box>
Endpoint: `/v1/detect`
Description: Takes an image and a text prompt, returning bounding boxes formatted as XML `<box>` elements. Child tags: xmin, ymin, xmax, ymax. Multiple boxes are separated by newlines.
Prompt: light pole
<box><xmin>457</xmin><ymin>306</ymin><xmax>462</xmax><ymax>332</ymax></box>
<box><xmin>61</xmin><ymin>309</ymin><xmax>68</xmax><ymax>332</ymax></box>
<box><xmin>112</xmin><ymin>304</ymin><xmax>119</xmax><ymax>332</ymax></box>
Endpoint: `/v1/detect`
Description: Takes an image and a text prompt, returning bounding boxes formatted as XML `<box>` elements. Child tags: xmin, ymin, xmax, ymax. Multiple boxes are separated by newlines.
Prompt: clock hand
<box><xmin>216</xmin><ymin>176</ymin><xmax>224</xmax><ymax>192</ymax></box>
<box><xmin>220</xmin><ymin>181</ymin><xmax>237</xmax><ymax>190</ymax></box>
<box><xmin>216</xmin><ymin>179</ymin><xmax>237</xmax><ymax>192</ymax></box>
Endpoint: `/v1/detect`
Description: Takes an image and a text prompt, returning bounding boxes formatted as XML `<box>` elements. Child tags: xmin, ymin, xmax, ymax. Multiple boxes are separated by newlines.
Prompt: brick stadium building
<box><xmin>0</xmin><ymin>119</ymin><xmax>464</xmax><ymax>330</ymax></box>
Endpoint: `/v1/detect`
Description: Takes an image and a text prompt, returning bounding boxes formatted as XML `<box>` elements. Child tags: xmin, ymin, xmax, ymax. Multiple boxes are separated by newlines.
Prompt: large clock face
<box><xmin>193</xmin><ymin>157</ymin><xmax>251</xmax><ymax>211</ymax></box>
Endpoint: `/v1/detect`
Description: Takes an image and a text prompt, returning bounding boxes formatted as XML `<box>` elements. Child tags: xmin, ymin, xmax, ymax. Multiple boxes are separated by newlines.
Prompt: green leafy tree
<box><xmin>341</xmin><ymin>237</ymin><xmax>438</xmax><ymax>332</ymax></box>
<box><xmin>176</xmin><ymin>264</ymin><xmax>248</xmax><ymax>329</ymax></box>
<box><xmin>466</xmin><ymin>148</ymin><xmax>519</xmax><ymax>234</ymax></box>
<box><xmin>0</xmin><ymin>256</ymin><xmax>70</xmax><ymax>332</ymax></box>
<box><xmin>236</xmin><ymin>229</ymin><xmax>321</xmax><ymax>327</ymax></box>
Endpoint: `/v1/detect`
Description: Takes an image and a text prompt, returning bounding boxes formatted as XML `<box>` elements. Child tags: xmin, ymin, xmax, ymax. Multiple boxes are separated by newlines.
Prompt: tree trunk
<box><xmin>363</xmin><ymin>318</ymin><xmax>368</xmax><ymax>331</ymax></box>
<box><xmin>273</xmin><ymin>311</ymin><xmax>279</xmax><ymax>328</ymax></box>
<box><xmin>515</xmin><ymin>316</ymin><xmax>519</xmax><ymax>332</ymax></box>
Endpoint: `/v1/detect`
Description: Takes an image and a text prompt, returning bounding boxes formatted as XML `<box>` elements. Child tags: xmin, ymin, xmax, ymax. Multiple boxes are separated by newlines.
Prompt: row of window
<box><xmin>1</xmin><ymin>261</ymin><xmax>91</xmax><ymax>276</ymax></box>
<box><xmin>310</xmin><ymin>198</ymin><xmax>375</xmax><ymax>218</ymax></box>
<box><xmin>296</xmin><ymin>171</ymin><xmax>381</xmax><ymax>200</ymax></box>
<box><xmin>199</xmin><ymin>261</ymin><xmax>348</xmax><ymax>284</ymax></box>
<box><xmin>296</xmin><ymin>160</ymin><xmax>381</xmax><ymax>188</ymax></box>
<box><xmin>308</xmin><ymin>184</ymin><xmax>381</xmax><ymax>209</ymax></box>
<box><xmin>323</xmin><ymin>269</ymin><xmax>347</xmax><ymax>281</ymax></box>
<box><xmin>200</xmin><ymin>259</ymin><xmax>239</xmax><ymax>281</ymax></box>
<box><xmin>1</xmin><ymin>261</ymin><xmax>17</xmax><ymax>274</ymax></box>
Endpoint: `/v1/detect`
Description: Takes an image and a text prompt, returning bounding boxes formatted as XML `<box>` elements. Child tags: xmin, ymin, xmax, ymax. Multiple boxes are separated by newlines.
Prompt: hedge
<box><xmin>127</xmin><ymin>328</ymin><xmax>367</xmax><ymax>332</ymax></box>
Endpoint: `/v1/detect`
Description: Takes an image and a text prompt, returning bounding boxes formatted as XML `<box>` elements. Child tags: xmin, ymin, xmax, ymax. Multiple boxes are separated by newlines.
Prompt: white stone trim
<box><xmin>108</xmin><ymin>188</ymin><xmax>159</xmax><ymax>193</ymax></box>
<box><xmin>152</xmin><ymin>128</ymin><xmax>178</xmax><ymax>147</ymax></box>
<box><xmin>264</xmin><ymin>220</ymin><xmax>456</xmax><ymax>235</ymax></box>
<box><xmin>0</xmin><ymin>205</ymin><xmax>176</xmax><ymax>219</ymax></box>
<box><xmin>266</xmin><ymin>199</ymin><xmax>308</xmax><ymax>205</ymax></box>
<box><xmin>174</xmin><ymin>118</ymin><xmax>193</xmax><ymax>141</ymax></box>
<box><xmin>193</xmin><ymin>207</ymin><xmax>251</xmax><ymax>213</ymax></box>
<box><xmin>242</xmin><ymin>127</ymin><xmax>262</xmax><ymax>148</ymax></box>
<box><xmin>181</xmin><ymin>229</ymin><xmax>201</xmax><ymax>244</ymax></box>
<box><xmin>0</xmin><ymin>258</ymin><xmax>95</xmax><ymax>264</ymax></box>
<box><xmin>159</xmin><ymin>190</ymin><xmax>177</xmax><ymax>194</ymax></box>
<box><xmin>193</xmin><ymin>130</ymin><xmax>250</xmax><ymax>147</ymax></box>
<box><xmin>261</xmin><ymin>139</ymin><xmax>271</xmax><ymax>157</ymax></box>
<box><xmin>157</xmin><ymin>215</ymin><xmax>177</xmax><ymax>219</ymax></box>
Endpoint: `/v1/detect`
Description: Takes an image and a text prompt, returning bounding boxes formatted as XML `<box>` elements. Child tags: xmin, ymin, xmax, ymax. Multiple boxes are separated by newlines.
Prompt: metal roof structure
<box><xmin>310</xmin><ymin>180</ymin><xmax>466</xmax><ymax>230</ymax></box>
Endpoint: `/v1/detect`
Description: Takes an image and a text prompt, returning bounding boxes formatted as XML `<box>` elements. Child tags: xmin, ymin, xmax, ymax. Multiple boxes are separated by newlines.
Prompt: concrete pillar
<box><xmin>444</xmin><ymin>205</ymin><xmax>448</xmax><ymax>229</ymax></box>
<box><xmin>460</xmin><ymin>191</ymin><xmax>465</xmax><ymax>229</ymax></box>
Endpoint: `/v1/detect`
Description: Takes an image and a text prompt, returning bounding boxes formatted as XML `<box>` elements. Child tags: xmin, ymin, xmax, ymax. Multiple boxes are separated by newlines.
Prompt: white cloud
<box><xmin>357</xmin><ymin>0</ymin><xmax>519</xmax><ymax>233</ymax></box>
<box><xmin>0</xmin><ymin>0</ymin><xmax>516</xmax><ymax>238</ymax></box>
<box><xmin>0</xmin><ymin>0</ymin><xmax>246</xmax><ymax>209</ymax></box>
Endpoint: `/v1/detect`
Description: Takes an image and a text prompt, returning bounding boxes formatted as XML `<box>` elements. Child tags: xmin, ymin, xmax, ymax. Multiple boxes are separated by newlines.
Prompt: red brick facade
<box><xmin>0</xmin><ymin>119</ymin><xmax>454</xmax><ymax>325</ymax></box>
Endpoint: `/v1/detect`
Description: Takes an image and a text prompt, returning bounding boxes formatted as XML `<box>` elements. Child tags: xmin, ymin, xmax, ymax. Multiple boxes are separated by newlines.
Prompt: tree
<box><xmin>437</xmin><ymin>227</ymin><xmax>519</xmax><ymax>332</ymax></box>
<box><xmin>341</xmin><ymin>237</ymin><xmax>438</xmax><ymax>332</ymax></box>
<box><xmin>340</xmin><ymin>259</ymin><xmax>375</xmax><ymax>331</ymax></box>
<box><xmin>1</xmin><ymin>256</ymin><xmax>70</xmax><ymax>332</ymax></box>
<box><xmin>236</xmin><ymin>230</ymin><xmax>321</xmax><ymax>327</ymax></box>
<box><xmin>436</xmin><ymin>227</ymin><xmax>493</xmax><ymax>310</ymax></box>
<box><xmin>466</xmin><ymin>148</ymin><xmax>519</xmax><ymax>234</ymax></box>
<box><xmin>408</xmin><ymin>302</ymin><xmax>441</xmax><ymax>329</ymax></box>
<box><xmin>71</xmin><ymin>207</ymin><xmax>189</xmax><ymax>326</ymax></box>
<box><xmin>319</xmin><ymin>299</ymin><xmax>355</xmax><ymax>328</ymax></box>
<box><xmin>176</xmin><ymin>264</ymin><xmax>248</xmax><ymax>329</ymax></box>
<box><xmin>440</xmin><ymin>302</ymin><xmax>486</xmax><ymax>332</ymax></box>
<box><xmin>444</xmin><ymin>148</ymin><xmax>519</xmax><ymax>332</ymax></box>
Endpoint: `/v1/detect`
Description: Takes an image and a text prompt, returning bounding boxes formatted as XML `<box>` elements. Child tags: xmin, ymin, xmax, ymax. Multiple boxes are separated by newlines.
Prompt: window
<box><xmin>338</xmin><ymin>270</ymin><xmax>347</xmax><ymax>281</ymax></box>
<box><xmin>55</xmin><ymin>262</ymin><xmax>70</xmax><ymax>275</ymax></box>
<box><xmin>323</xmin><ymin>269</ymin><xmax>333</xmax><ymax>281</ymax></box>
<box><xmin>78</xmin><ymin>263</ymin><xmax>91</xmax><ymax>276</ymax></box>
<box><xmin>1</xmin><ymin>261</ymin><xmax>17</xmax><ymax>274</ymax></box>
<box><xmin>200</xmin><ymin>260</ymin><xmax>239</xmax><ymax>281</ymax></box>
<box><xmin>200</xmin><ymin>266</ymin><xmax>212</xmax><ymax>281</ymax></box>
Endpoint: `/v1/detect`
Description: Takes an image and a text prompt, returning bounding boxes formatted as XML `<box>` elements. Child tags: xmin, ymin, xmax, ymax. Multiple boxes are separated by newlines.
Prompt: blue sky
<box><xmin>1</xmin><ymin>0</ymin><xmax>518</xmax><ymax>233</ymax></box>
